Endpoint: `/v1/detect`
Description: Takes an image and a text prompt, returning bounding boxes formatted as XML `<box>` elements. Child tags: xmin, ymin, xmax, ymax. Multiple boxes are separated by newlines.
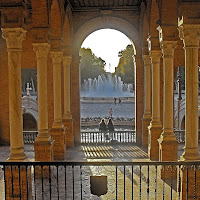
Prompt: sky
<box><xmin>81</xmin><ymin>29</ymin><xmax>132</xmax><ymax>73</ymax></box>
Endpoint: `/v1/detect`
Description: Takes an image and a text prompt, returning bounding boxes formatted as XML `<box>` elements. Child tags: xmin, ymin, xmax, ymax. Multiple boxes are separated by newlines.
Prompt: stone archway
<box><xmin>71</xmin><ymin>16</ymin><xmax>144</xmax><ymax>145</ymax></box>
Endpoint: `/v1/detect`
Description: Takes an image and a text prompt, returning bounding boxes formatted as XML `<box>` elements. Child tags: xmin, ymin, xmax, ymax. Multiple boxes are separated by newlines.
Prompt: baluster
<box><xmin>57</xmin><ymin>165</ymin><xmax>59</xmax><ymax>200</ymax></box>
<box><xmin>132</xmin><ymin>165</ymin><xmax>134</xmax><ymax>200</ymax></box>
<box><xmin>64</xmin><ymin>165</ymin><xmax>67</xmax><ymax>200</ymax></box>
<box><xmin>49</xmin><ymin>165</ymin><xmax>52</xmax><ymax>199</ymax></box>
<box><xmin>41</xmin><ymin>166</ymin><xmax>44</xmax><ymax>200</ymax></box>
<box><xmin>34</xmin><ymin>166</ymin><xmax>36</xmax><ymax>200</ymax></box>
<box><xmin>155</xmin><ymin>165</ymin><xmax>157</xmax><ymax>200</ymax></box>
<box><xmin>124</xmin><ymin>165</ymin><xmax>126</xmax><ymax>199</ymax></box>
<box><xmin>4</xmin><ymin>164</ymin><xmax>7</xmax><ymax>200</ymax></box>
<box><xmin>26</xmin><ymin>165</ymin><xmax>29</xmax><ymax>200</ymax></box>
<box><xmin>194</xmin><ymin>165</ymin><xmax>196</xmax><ymax>199</ymax></box>
<box><xmin>18</xmin><ymin>165</ymin><xmax>21</xmax><ymax>200</ymax></box>
<box><xmin>163</xmin><ymin>165</ymin><xmax>165</xmax><ymax>199</ymax></box>
<box><xmin>147</xmin><ymin>165</ymin><xmax>149</xmax><ymax>200</ymax></box>
<box><xmin>171</xmin><ymin>165</ymin><xmax>173</xmax><ymax>199</ymax></box>
<box><xmin>139</xmin><ymin>165</ymin><xmax>142</xmax><ymax>199</ymax></box>
<box><xmin>80</xmin><ymin>166</ymin><xmax>83</xmax><ymax>200</ymax></box>
<box><xmin>116</xmin><ymin>165</ymin><xmax>118</xmax><ymax>199</ymax></box>
<box><xmin>72</xmin><ymin>165</ymin><xmax>74</xmax><ymax>200</ymax></box>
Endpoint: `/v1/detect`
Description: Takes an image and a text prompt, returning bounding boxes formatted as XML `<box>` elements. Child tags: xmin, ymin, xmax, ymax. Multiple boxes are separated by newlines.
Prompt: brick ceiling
<box><xmin>67</xmin><ymin>0</ymin><xmax>143</xmax><ymax>10</ymax></box>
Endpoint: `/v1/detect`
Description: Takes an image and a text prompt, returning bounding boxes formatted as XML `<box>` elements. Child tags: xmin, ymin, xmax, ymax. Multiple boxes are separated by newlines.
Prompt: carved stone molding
<box><xmin>149</xmin><ymin>50</ymin><xmax>162</xmax><ymax>64</ymax></box>
<box><xmin>178</xmin><ymin>24</ymin><xmax>200</xmax><ymax>48</ymax></box>
<box><xmin>50</xmin><ymin>51</ymin><xmax>63</xmax><ymax>64</ymax></box>
<box><xmin>33</xmin><ymin>43</ymin><xmax>50</xmax><ymax>59</ymax></box>
<box><xmin>161</xmin><ymin>41</ymin><xmax>177</xmax><ymax>58</ymax></box>
<box><xmin>2</xmin><ymin>28</ymin><xmax>26</xmax><ymax>50</ymax></box>
<box><xmin>63</xmin><ymin>56</ymin><xmax>72</xmax><ymax>68</ymax></box>
<box><xmin>143</xmin><ymin>55</ymin><xmax>151</xmax><ymax>66</ymax></box>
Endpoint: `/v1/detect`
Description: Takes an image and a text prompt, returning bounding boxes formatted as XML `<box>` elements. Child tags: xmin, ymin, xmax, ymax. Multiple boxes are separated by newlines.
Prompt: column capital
<box><xmin>149</xmin><ymin>50</ymin><xmax>162</xmax><ymax>63</ymax></box>
<box><xmin>1</xmin><ymin>28</ymin><xmax>26</xmax><ymax>50</ymax></box>
<box><xmin>63</xmin><ymin>56</ymin><xmax>72</xmax><ymax>67</ymax></box>
<box><xmin>50</xmin><ymin>51</ymin><xmax>63</xmax><ymax>64</ymax></box>
<box><xmin>143</xmin><ymin>55</ymin><xmax>151</xmax><ymax>66</ymax></box>
<box><xmin>33</xmin><ymin>43</ymin><xmax>50</xmax><ymax>59</ymax></box>
<box><xmin>161</xmin><ymin>41</ymin><xmax>177</xmax><ymax>58</ymax></box>
<box><xmin>178</xmin><ymin>24</ymin><xmax>200</xmax><ymax>48</ymax></box>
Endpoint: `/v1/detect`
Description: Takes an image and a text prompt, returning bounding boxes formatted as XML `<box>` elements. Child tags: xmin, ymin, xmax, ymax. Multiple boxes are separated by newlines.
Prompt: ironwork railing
<box><xmin>81</xmin><ymin>130</ymin><xmax>135</xmax><ymax>144</ymax></box>
<box><xmin>23</xmin><ymin>131</ymin><xmax>38</xmax><ymax>144</ymax></box>
<box><xmin>174</xmin><ymin>129</ymin><xmax>200</xmax><ymax>143</ymax></box>
<box><xmin>0</xmin><ymin>161</ymin><xmax>200</xmax><ymax>199</ymax></box>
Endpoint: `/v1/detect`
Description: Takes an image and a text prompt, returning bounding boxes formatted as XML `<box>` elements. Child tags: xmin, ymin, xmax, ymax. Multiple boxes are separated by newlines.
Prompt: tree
<box><xmin>114</xmin><ymin>44</ymin><xmax>135</xmax><ymax>85</ymax></box>
<box><xmin>80</xmin><ymin>48</ymin><xmax>106</xmax><ymax>83</ymax></box>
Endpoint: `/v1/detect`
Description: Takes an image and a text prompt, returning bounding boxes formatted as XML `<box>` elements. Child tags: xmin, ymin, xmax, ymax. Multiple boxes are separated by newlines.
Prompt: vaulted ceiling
<box><xmin>67</xmin><ymin>0</ymin><xmax>143</xmax><ymax>11</ymax></box>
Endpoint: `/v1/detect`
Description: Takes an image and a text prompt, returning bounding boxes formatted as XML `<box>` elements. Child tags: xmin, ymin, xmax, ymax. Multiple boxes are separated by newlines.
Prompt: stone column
<box><xmin>71</xmin><ymin>55</ymin><xmax>81</xmax><ymax>145</ymax></box>
<box><xmin>178</xmin><ymin>24</ymin><xmax>200</xmax><ymax>200</ymax></box>
<box><xmin>63</xmin><ymin>56</ymin><xmax>74</xmax><ymax>148</ymax></box>
<box><xmin>158</xmin><ymin>41</ymin><xmax>178</xmax><ymax>162</ymax></box>
<box><xmin>178</xmin><ymin>25</ymin><xmax>200</xmax><ymax>161</ymax></box>
<box><xmin>50</xmin><ymin>51</ymin><xmax>66</xmax><ymax>160</ymax></box>
<box><xmin>142</xmin><ymin>55</ymin><xmax>152</xmax><ymax>148</ymax></box>
<box><xmin>2</xmin><ymin>28</ymin><xmax>32</xmax><ymax>199</ymax></box>
<box><xmin>148</xmin><ymin>50</ymin><xmax>162</xmax><ymax>161</ymax></box>
<box><xmin>33</xmin><ymin>43</ymin><xmax>54</xmax><ymax>162</ymax></box>
<box><xmin>2</xmin><ymin>28</ymin><xmax>27</xmax><ymax>161</ymax></box>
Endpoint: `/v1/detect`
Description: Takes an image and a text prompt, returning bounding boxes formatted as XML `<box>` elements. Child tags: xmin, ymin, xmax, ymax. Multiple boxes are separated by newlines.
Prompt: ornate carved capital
<box><xmin>149</xmin><ymin>50</ymin><xmax>162</xmax><ymax>64</ymax></box>
<box><xmin>161</xmin><ymin>41</ymin><xmax>177</xmax><ymax>58</ymax></box>
<box><xmin>33</xmin><ymin>43</ymin><xmax>50</xmax><ymax>59</ymax></box>
<box><xmin>178</xmin><ymin>24</ymin><xmax>200</xmax><ymax>48</ymax></box>
<box><xmin>63</xmin><ymin>56</ymin><xmax>72</xmax><ymax>68</ymax></box>
<box><xmin>2</xmin><ymin>28</ymin><xmax>26</xmax><ymax>50</ymax></box>
<box><xmin>143</xmin><ymin>55</ymin><xmax>151</xmax><ymax>66</ymax></box>
<box><xmin>50</xmin><ymin>51</ymin><xmax>63</xmax><ymax>64</ymax></box>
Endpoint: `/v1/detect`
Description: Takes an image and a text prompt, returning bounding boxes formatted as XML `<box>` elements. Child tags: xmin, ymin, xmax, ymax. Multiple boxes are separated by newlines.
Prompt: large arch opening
<box><xmin>71</xmin><ymin>16</ymin><xmax>143</xmax><ymax>145</ymax></box>
<box><xmin>80</xmin><ymin>29</ymin><xmax>135</xmax><ymax>140</ymax></box>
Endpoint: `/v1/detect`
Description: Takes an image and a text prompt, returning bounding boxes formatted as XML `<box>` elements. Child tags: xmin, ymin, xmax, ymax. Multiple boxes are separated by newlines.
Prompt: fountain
<box><xmin>81</xmin><ymin>73</ymin><xmax>134</xmax><ymax>97</ymax></box>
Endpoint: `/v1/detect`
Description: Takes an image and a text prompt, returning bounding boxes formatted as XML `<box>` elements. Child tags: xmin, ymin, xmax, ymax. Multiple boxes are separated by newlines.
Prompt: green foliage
<box><xmin>80</xmin><ymin>48</ymin><xmax>106</xmax><ymax>83</ymax></box>
<box><xmin>114</xmin><ymin>44</ymin><xmax>135</xmax><ymax>84</ymax></box>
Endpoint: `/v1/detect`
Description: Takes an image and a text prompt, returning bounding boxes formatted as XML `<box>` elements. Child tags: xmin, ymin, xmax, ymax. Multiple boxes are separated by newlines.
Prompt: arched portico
<box><xmin>71</xmin><ymin>16</ymin><xmax>144</xmax><ymax>145</ymax></box>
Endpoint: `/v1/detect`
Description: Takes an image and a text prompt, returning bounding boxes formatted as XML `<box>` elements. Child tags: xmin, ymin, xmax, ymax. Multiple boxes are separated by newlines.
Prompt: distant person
<box><xmin>99</xmin><ymin>118</ymin><xmax>107</xmax><ymax>132</ymax></box>
<box><xmin>109</xmin><ymin>108</ymin><xmax>113</xmax><ymax>118</ymax></box>
<box><xmin>119</xmin><ymin>98</ymin><xmax>121</xmax><ymax>105</ymax></box>
<box><xmin>107</xmin><ymin>118</ymin><xmax>115</xmax><ymax>132</ymax></box>
<box><xmin>114</xmin><ymin>98</ymin><xmax>117</xmax><ymax>105</ymax></box>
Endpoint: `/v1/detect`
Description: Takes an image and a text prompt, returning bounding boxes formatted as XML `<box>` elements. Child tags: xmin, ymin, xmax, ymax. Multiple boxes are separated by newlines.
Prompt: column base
<box><xmin>34</xmin><ymin>139</ymin><xmax>54</xmax><ymax>161</ymax></box>
<box><xmin>180</xmin><ymin>148</ymin><xmax>200</xmax><ymax>161</ymax></box>
<box><xmin>148</xmin><ymin>122</ymin><xmax>162</xmax><ymax>161</ymax></box>
<box><xmin>63</xmin><ymin>119</ymin><xmax>74</xmax><ymax>148</ymax></box>
<box><xmin>51</xmin><ymin>127</ymin><xmax>66</xmax><ymax>160</ymax></box>
<box><xmin>4</xmin><ymin>165</ymin><xmax>32</xmax><ymax>200</ymax></box>
<box><xmin>142</xmin><ymin>117</ymin><xmax>151</xmax><ymax>148</ymax></box>
<box><xmin>7</xmin><ymin>147</ymin><xmax>27</xmax><ymax>161</ymax></box>
<box><xmin>178</xmin><ymin>165</ymin><xmax>200</xmax><ymax>200</ymax></box>
<box><xmin>158</xmin><ymin>132</ymin><xmax>178</xmax><ymax>180</ymax></box>
<box><xmin>158</xmin><ymin>132</ymin><xmax>178</xmax><ymax>161</ymax></box>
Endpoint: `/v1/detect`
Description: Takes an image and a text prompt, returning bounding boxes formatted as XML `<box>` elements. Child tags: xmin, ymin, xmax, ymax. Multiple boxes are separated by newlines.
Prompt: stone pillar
<box><xmin>148</xmin><ymin>50</ymin><xmax>162</xmax><ymax>161</ymax></box>
<box><xmin>2</xmin><ymin>28</ymin><xmax>32</xmax><ymax>200</ymax></box>
<box><xmin>63</xmin><ymin>56</ymin><xmax>74</xmax><ymax>148</ymax></box>
<box><xmin>158</xmin><ymin>41</ymin><xmax>178</xmax><ymax>162</ymax></box>
<box><xmin>178</xmin><ymin>25</ymin><xmax>200</xmax><ymax>161</ymax></box>
<box><xmin>50</xmin><ymin>51</ymin><xmax>66</xmax><ymax>160</ymax></box>
<box><xmin>2</xmin><ymin>28</ymin><xmax>27</xmax><ymax>161</ymax></box>
<box><xmin>71</xmin><ymin>55</ymin><xmax>81</xmax><ymax>145</ymax></box>
<box><xmin>33</xmin><ymin>43</ymin><xmax>54</xmax><ymax>162</ymax></box>
<box><xmin>178</xmin><ymin>24</ymin><xmax>200</xmax><ymax>199</ymax></box>
<box><xmin>135</xmin><ymin>54</ymin><xmax>144</xmax><ymax>145</ymax></box>
<box><xmin>142</xmin><ymin>55</ymin><xmax>152</xmax><ymax>148</ymax></box>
